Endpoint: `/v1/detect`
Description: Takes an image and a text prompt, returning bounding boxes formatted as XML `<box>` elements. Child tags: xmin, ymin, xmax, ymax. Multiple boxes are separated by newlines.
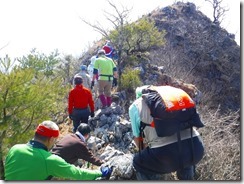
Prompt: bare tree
<box><xmin>80</xmin><ymin>0</ymin><xmax>132</xmax><ymax>85</ymax></box>
<box><xmin>205</xmin><ymin>0</ymin><xmax>229</xmax><ymax>25</ymax></box>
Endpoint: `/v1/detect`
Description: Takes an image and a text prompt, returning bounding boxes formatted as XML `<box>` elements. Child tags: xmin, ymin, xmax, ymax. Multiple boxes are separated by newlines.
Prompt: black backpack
<box><xmin>140</xmin><ymin>85</ymin><xmax>204</xmax><ymax>137</ymax></box>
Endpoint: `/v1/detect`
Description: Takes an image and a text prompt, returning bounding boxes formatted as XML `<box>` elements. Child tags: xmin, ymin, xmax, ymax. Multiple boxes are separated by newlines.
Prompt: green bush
<box><xmin>120</xmin><ymin>68</ymin><xmax>142</xmax><ymax>93</ymax></box>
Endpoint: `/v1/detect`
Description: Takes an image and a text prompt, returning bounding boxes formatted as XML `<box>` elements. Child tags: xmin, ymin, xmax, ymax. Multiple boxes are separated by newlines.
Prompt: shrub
<box><xmin>120</xmin><ymin>68</ymin><xmax>142</xmax><ymax>93</ymax></box>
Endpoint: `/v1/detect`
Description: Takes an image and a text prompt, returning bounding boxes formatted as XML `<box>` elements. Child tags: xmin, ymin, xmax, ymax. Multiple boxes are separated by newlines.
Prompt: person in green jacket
<box><xmin>4</xmin><ymin>120</ymin><xmax>112</xmax><ymax>180</ymax></box>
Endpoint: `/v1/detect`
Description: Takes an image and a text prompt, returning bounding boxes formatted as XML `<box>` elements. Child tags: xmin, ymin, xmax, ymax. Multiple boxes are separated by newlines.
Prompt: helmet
<box><xmin>80</xmin><ymin>65</ymin><xmax>87</xmax><ymax>71</ymax></box>
<box><xmin>74</xmin><ymin>75</ymin><xmax>83</xmax><ymax>85</ymax></box>
<box><xmin>135</xmin><ymin>85</ymin><xmax>150</xmax><ymax>99</ymax></box>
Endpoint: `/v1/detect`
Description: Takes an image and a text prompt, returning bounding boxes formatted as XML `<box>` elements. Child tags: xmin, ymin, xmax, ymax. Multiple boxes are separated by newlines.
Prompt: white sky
<box><xmin>0</xmin><ymin>0</ymin><xmax>240</xmax><ymax>59</ymax></box>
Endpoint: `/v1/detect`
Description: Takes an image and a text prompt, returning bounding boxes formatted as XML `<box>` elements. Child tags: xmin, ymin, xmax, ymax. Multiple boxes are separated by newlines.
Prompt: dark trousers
<box><xmin>133</xmin><ymin>136</ymin><xmax>204</xmax><ymax>180</ymax></box>
<box><xmin>72</xmin><ymin>108</ymin><xmax>90</xmax><ymax>132</ymax></box>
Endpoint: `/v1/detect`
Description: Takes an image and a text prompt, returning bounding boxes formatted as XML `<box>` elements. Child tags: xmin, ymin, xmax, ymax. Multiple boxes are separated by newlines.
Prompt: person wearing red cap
<box><xmin>102</xmin><ymin>40</ymin><xmax>114</xmax><ymax>59</ymax></box>
<box><xmin>4</xmin><ymin>120</ymin><xmax>112</xmax><ymax>180</ymax></box>
<box><xmin>69</xmin><ymin>75</ymin><xmax>95</xmax><ymax>132</ymax></box>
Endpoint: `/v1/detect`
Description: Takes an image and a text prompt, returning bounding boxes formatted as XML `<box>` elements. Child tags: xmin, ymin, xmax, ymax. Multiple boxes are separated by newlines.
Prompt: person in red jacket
<box><xmin>52</xmin><ymin>123</ymin><xmax>104</xmax><ymax>167</ymax></box>
<box><xmin>68</xmin><ymin>75</ymin><xmax>95</xmax><ymax>132</ymax></box>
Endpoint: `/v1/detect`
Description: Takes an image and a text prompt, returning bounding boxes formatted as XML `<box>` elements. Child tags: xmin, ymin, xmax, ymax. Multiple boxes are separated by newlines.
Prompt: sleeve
<box><xmin>88</xmin><ymin>91</ymin><xmax>95</xmax><ymax>112</ymax></box>
<box><xmin>129</xmin><ymin>103</ymin><xmax>141</xmax><ymax>137</ymax></box>
<box><xmin>47</xmin><ymin>154</ymin><xmax>102</xmax><ymax>180</ymax></box>
<box><xmin>76</xmin><ymin>142</ymin><xmax>103</xmax><ymax>166</ymax></box>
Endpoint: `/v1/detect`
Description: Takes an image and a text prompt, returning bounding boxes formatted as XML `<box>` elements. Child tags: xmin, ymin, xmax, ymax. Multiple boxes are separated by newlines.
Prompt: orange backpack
<box><xmin>141</xmin><ymin>85</ymin><xmax>204</xmax><ymax>137</ymax></box>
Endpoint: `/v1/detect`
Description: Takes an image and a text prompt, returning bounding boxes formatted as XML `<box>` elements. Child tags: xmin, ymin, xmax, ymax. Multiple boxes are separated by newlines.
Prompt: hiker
<box><xmin>102</xmin><ymin>40</ymin><xmax>114</xmax><ymax>59</ymax></box>
<box><xmin>88</xmin><ymin>56</ymin><xmax>98</xmax><ymax>99</ymax></box>
<box><xmin>69</xmin><ymin>75</ymin><xmax>95</xmax><ymax>132</ymax></box>
<box><xmin>73</xmin><ymin>65</ymin><xmax>91</xmax><ymax>90</ymax></box>
<box><xmin>91</xmin><ymin>49</ymin><xmax>118</xmax><ymax>108</ymax></box>
<box><xmin>129</xmin><ymin>85</ymin><xmax>204</xmax><ymax>180</ymax></box>
<box><xmin>4</xmin><ymin>120</ymin><xmax>112</xmax><ymax>180</ymax></box>
<box><xmin>52</xmin><ymin>123</ymin><xmax>104</xmax><ymax>167</ymax></box>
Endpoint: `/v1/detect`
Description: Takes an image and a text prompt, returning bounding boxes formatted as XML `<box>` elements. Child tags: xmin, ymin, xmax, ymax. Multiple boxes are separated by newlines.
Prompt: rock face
<box><xmin>147</xmin><ymin>2</ymin><xmax>240</xmax><ymax>112</ymax></box>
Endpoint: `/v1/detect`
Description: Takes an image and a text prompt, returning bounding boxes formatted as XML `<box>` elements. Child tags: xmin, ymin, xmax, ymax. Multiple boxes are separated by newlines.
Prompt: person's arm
<box><xmin>86</xmin><ymin>75</ymin><xmax>91</xmax><ymax>89</ymax></box>
<box><xmin>111</xmin><ymin>60</ymin><xmax>118</xmax><ymax>78</ymax></box>
<box><xmin>88</xmin><ymin>91</ymin><xmax>95</xmax><ymax>113</ymax></box>
<box><xmin>129</xmin><ymin>102</ymin><xmax>141</xmax><ymax>150</ymax></box>
<box><xmin>77</xmin><ymin>142</ymin><xmax>104</xmax><ymax>166</ymax></box>
<box><xmin>47</xmin><ymin>154</ymin><xmax>102</xmax><ymax>180</ymax></box>
<box><xmin>113</xmin><ymin>69</ymin><xmax>118</xmax><ymax>79</ymax></box>
<box><xmin>92</xmin><ymin>59</ymin><xmax>99</xmax><ymax>82</ymax></box>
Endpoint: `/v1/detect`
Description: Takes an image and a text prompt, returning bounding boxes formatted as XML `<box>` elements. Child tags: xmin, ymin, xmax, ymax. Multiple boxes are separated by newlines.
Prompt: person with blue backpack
<box><xmin>129</xmin><ymin>85</ymin><xmax>205</xmax><ymax>180</ymax></box>
<box><xmin>73</xmin><ymin>65</ymin><xmax>91</xmax><ymax>90</ymax></box>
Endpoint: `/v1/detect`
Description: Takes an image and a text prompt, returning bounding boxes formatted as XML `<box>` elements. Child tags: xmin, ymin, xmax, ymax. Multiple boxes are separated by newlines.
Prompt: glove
<box><xmin>90</xmin><ymin>111</ymin><xmax>94</xmax><ymax>118</ymax></box>
<box><xmin>100</xmin><ymin>166</ymin><xmax>113</xmax><ymax>178</ymax></box>
<box><xmin>91</xmin><ymin>81</ymin><xmax>95</xmax><ymax>89</ymax></box>
<box><xmin>69</xmin><ymin>114</ymin><xmax>73</xmax><ymax>120</ymax></box>
<box><xmin>112</xmin><ymin>78</ymin><xmax>117</xmax><ymax>87</ymax></box>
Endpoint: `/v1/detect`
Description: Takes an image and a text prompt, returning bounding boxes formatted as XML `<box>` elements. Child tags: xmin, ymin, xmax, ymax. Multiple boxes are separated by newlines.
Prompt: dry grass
<box><xmin>195</xmin><ymin>106</ymin><xmax>240</xmax><ymax>180</ymax></box>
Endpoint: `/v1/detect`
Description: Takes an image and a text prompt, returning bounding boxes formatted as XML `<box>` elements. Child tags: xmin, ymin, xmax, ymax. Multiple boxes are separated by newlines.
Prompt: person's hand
<box><xmin>100</xmin><ymin>166</ymin><xmax>113</xmax><ymax>178</ymax></box>
<box><xmin>69</xmin><ymin>114</ymin><xmax>73</xmax><ymax>120</ymax></box>
<box><xmin>91</xmin><ymin>81</ymin><xmax>95</xmax><ymax>89</ymax></box>
<box><xmin>112</xmin><ymin>78</ymin><xmax>117</xmax><ymax>87</ymax></box>
<box><xmin>90</xmin><ymin>111</ymin><xmax>94</xmax><ymax>118</ymax></box>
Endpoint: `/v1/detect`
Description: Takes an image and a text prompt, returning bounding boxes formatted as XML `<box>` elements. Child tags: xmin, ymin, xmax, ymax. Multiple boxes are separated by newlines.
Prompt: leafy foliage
<box><xmin>17</xmin><ymin>48</ymin><xmax>60</xmax><ymax>77</ymax></box>
<box><xmin>120</xmin><ymin>68</ymin><xmax>142</xmax><ymax>93</ymax></box>
<box><xmin>109</xmin><ymin>18</ymin><xmax>165</xmax><ymax>56</ymax></box>
<box><xmin>0</xmin><ymin>54</ymin><xmax>68</xmax><ymax>179</ymax></box>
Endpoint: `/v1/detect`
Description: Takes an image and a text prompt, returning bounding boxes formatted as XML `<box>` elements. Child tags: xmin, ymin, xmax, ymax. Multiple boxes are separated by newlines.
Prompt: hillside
<box><xmin>146</xmin><ymin>2</ymin><xmax>240</xmax><ymax>112</ymax></box>
<box><xmin>64</xmin><ymin>1</ymin><xmax>240</xmax><ymax>180</ymax></box>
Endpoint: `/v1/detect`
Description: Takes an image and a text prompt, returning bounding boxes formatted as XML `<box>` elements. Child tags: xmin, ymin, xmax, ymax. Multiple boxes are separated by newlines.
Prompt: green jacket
<box><xmin>4</xmin><ymin>140</ymin><xmax>102</xmax><ymax>180</ymax></box>
<box><xmin>94</xmin><ymin>55</ymin><xmax>116</xmax><ymax>81</ymax></box>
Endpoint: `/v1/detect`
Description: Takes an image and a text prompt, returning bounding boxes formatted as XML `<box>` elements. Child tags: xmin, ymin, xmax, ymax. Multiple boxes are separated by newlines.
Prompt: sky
<box><xmin>0</xmin><ymin>0</ymin><xmax>240</xmax><ymax>59</ymax></box>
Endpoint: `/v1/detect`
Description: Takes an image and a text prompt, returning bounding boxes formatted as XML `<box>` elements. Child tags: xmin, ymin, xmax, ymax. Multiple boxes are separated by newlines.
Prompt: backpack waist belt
<box><xmin>148</xmin><ymin>129</ymin><xmax>198</xmax><ymax>148</ymax></box>
<box><xmin>99</xmin><ymin>74</ymin><xmax>113</xmax><ymax>81</ymax></box>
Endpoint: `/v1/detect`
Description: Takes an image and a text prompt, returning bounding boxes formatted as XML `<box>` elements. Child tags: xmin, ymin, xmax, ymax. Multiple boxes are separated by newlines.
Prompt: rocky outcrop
<box><xmin>147</xmin><ymin>2</ymin><xmax>240</xmax><ymax>112</ymax></box>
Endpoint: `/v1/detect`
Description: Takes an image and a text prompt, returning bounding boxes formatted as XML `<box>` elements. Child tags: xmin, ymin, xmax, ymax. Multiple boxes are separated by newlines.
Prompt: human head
<box><xmin>76</xmin><ymin>123</ymin><xmax>91</xmax><ymax>140</ymax></box>
<box><xmin>97</xmin><ymin>49</ymin><xmax>105</xmax><ymax>56</ymax></box>
<box><xmin>74</xmin><ymin>75</ymin><xmax>83</xmax><ymax>85</ymax></box>
<box><xmin>105</xmin><ymin>40</ymin><xmax>111</xmax><ymax>46</ymax></box>
<box><xmin>135</xmin><ymin>85</ymin><xmax>150</xmax><ymax>99</ymax></box>
<box><xmin>77</xmin><ymin>123</ymin><xmax>91</xmax><ymax>136</ymax></box>
<box><xmin>35</xmin><ymin>120</ymin><xmax>59</xmax><ymax>150</ymax></box>
<box><xmin>80</xmin><ymin>65</ymin><xmax>87</xmax><ymax>71</ymax></box>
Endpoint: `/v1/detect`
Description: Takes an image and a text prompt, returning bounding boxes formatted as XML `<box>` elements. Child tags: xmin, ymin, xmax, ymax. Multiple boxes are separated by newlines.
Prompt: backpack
<box><xmin>140</xmin><ymin>85</ymin><xmax>204</xmax><ymax>137</ymax></box>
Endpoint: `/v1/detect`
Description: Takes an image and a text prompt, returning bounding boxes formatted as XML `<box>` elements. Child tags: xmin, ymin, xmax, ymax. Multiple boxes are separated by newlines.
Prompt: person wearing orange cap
<box><xmin>4</xmin><ymin>120</ymin><xmax>112</xmax><ymax>180</ymax></box>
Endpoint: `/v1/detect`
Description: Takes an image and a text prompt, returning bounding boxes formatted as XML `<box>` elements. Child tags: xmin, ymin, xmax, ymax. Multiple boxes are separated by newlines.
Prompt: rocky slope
<box><xmin>146</xmin><ymin>2</ymin><xmax>240</xmax><ymax>112</ymax></box>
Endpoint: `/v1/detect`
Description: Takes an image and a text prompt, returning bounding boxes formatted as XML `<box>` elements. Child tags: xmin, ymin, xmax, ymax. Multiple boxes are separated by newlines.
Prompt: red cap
<box><xmin>35</xmin><ymin>125</ymin><xmax>59</xmax><ymax>138</ymax></box>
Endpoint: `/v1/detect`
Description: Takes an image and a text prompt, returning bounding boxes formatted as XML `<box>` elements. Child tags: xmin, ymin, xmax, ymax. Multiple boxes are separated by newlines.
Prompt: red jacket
<box><xmin>68</xmin><ymin>85</ymin><xmax>94</xmax><ymax>114</ymax></box>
